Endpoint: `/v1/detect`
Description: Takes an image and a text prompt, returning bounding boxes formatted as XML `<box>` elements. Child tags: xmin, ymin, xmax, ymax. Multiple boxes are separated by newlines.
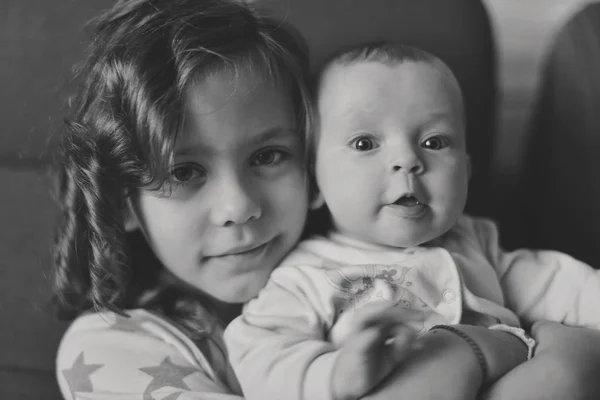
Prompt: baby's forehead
<box><xmin>324</xmin><ymin>59</ymin><xmax>463</xmax><ymax>108</ymax></box>
<box><xmin>319</xmin><ymin>57</ymin><xmax>457</xmax><ymax>92</ymax></box>
<box><xmin>316</xmin><ymin>58</ymin><xmax>464</xmax><ymax>123</ymax></box>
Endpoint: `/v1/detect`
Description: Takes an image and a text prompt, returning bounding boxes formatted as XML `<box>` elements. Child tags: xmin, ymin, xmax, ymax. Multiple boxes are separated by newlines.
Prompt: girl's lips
<box><xmin>210</xmin><ymin>240</ymin><xmax>271</xmax><ymax>259</ymax></box>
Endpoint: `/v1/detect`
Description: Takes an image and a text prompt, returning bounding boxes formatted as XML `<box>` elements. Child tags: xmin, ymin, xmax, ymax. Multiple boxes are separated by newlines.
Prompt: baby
<box><xmin>225</xmin><ymin>42</ymin><xmax>600</xmax><ymax>400</ymax></box>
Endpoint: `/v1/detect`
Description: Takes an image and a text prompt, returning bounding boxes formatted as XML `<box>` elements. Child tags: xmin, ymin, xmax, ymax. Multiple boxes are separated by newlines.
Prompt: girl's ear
<box><xmin>310</xmin><ymin>191</ymin><xmax>325</xmax><ymax>210</ymax></box>
<box><xmin>123</xmin><ymin>197</ymin><xmax>139</xmax><ymax>232</ymax></box>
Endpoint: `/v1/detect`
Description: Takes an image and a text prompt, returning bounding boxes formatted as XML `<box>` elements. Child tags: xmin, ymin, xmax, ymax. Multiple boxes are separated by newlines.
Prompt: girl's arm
<box><xmin>481</xmin><ymin>320</ymin><xmax>600</xmax><ymax>400</ymax></box>
<box><xmin>363</xmin><ymin>324</ymin><xmax>528</xmax><ymax>400</ymax></box>
<box><xmin>57</xmin><ymin>310</ymin><xmax>243</xmax><ymax>400</ymax></box>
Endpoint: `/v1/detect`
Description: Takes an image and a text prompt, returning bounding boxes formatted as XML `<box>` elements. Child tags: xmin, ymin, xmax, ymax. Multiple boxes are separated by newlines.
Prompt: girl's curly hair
<box><xmin>52</xmin><ymin>0</ymin><xmax>312</xmax><ymax>339</ymax></box>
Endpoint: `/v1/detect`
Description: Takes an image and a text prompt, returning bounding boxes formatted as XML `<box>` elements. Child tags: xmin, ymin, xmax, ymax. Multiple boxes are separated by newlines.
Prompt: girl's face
<box><xmin>131</xmin><ymin>68</ymin><xmax>309</xmax><ymax>304</ymax></box>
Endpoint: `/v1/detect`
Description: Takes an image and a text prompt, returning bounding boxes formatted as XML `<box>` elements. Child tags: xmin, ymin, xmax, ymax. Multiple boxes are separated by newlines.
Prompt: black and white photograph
<box><xmin>2</xmin><ymin>0</ymin><xmax>600</xmax><ymax>398</ymax></box>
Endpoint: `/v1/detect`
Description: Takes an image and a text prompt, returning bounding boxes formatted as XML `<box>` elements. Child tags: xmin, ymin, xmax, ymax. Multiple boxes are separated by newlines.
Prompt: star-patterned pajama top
<box><xmin>225</xmin><ymin>215</ymin><xmax>600</xmax><ymax>400</ymax></box>
<box><xmin>57</xmin><ymin>309</ymin><xmax>243</xmax><ymax>400</ymax></box>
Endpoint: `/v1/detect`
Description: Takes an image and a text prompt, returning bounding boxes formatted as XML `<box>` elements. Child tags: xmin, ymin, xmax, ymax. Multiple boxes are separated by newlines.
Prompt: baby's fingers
<box><xmin>352</xmin><ymin>302</ymin><xmax>425</xmax><ymax>330</ymax></box>
<box><xmin>347</xmin><ymin>321</ymin><xmax>416</xmax><ymax>356</ymax></box>
<box><xmin>387</xmin><ymin>325</ymin><xmax>420</xmax><ymax>362</ymax></box>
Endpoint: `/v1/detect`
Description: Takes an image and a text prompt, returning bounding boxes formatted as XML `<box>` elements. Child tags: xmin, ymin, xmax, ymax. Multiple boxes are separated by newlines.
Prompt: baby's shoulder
<box><xmin>449</xmin><ymin>214</ymin><xmax>499</xmax><ymax>239</ymax></box>
<box><xmin>439</xmin><ymin>214</ymin><xmax>502</xmax><ymax>253</ymax></box>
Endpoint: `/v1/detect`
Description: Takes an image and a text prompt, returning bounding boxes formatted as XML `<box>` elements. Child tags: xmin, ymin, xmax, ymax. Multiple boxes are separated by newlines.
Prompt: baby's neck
<box><xmin>327</xmin><ymin>230</ymin><xmax>446</xmax><ymax>252</ymax></box>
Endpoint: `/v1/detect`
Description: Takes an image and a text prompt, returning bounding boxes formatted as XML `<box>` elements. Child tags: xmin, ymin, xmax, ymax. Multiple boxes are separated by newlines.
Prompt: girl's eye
<box><xmin>351</xmin><ymin>136</ymin><xmax>378</xmax><ymax>152</ymax></box>
<box><xmin>170</xmin><ymin>164</ymin><xmax>205</xmax><ymax>186</ymax></box>
<box><xmin>251</xmin><ymin>149</ymin><xmax>286</xmax><ymax>167</ymax></box>
<box><xmin>421</xmin><ymin>136</ymin><xmax>450</xmax><ymax>150</ymax></box>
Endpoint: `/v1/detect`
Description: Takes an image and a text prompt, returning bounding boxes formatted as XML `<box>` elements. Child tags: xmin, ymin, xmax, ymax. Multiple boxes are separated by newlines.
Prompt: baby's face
<box><xmin>315</xmin><ymin>60</ymin><xmax>469</xmax><ymax>248</ymax></box>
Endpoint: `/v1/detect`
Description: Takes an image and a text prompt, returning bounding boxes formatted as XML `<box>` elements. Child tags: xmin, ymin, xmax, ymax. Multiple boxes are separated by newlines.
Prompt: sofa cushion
<box><xmin>0</xmin><ymin>168</ymin><xmax>68</xmax><ymax>399</ymax></box>
<box><xmin>1</xmin><ymin>0</ymin><xmax>114</xmax><ymax>164</ymax></box>
<box><xmin>517</xmin><ymin>3</ymin><xmax>600</xmax><ymax>267</ymax></box>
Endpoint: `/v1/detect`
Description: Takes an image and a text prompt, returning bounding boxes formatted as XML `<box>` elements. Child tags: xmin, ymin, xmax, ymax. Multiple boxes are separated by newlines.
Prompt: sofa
<box><xmin>2</xmin><ymin>0</ymin><xmax>598</xmax><ymax>398</ymax></box>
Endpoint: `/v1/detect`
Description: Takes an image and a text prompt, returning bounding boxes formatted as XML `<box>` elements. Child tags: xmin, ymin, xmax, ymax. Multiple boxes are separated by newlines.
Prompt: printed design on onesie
<box><xmin>323</xmin><ymin>263</ymin><xmax>428</xmax><ymax>333</ymax></box>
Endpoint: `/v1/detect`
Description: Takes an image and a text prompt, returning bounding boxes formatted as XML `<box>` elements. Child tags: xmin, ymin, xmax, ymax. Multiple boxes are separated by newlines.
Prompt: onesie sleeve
<box><xmin>56</xmin><ymin>309</ymin><xmax>243</xmax><ymax>400</ymax></box>
<box><xmin>470</xmin><ymin>216</ymin><xmax>600</xmax><ymax>328</ymax></box>
<box><xmin>224</xmin><ymin>264</ymin><xmax>340</xmax><ymax>400</ymax></box>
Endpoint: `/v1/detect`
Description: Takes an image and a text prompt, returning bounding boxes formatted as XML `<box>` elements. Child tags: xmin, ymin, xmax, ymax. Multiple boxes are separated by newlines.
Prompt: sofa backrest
<box><xmin>517</xmin><ymin>2</ymin><xmax>600</xmax><ymax>267</ymax></box>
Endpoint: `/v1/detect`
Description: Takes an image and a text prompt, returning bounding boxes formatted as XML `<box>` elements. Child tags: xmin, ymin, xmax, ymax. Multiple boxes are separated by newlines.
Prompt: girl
<box><xmin>52</xmin><ymin>0</ymin><xmax>312</xmax><ymax>398</ymax></box>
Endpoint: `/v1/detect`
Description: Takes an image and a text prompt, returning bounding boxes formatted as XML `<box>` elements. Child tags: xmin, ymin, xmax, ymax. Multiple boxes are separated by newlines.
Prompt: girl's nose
<box><xmin>210</xmin><ymin>175</ymin><xmax>262</xmax><ymax>226</ymax></box>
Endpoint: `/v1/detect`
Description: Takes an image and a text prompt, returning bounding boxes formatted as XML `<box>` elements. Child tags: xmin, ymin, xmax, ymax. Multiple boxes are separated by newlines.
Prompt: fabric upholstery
<box><xmin>517</xmin><ymin>3</ymin><xmax>600</xmax><ymax>268</ymax></box>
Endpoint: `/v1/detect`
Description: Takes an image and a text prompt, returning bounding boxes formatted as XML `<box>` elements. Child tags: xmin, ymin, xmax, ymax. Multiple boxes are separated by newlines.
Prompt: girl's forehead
<box><xmin>174</xmin><ymin>68</ymin><xmax>297</xmax><ymax>156</ymax></box>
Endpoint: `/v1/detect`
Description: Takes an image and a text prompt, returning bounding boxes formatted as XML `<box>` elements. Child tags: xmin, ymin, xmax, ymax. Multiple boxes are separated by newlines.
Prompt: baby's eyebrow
<box><xmin>420</xmin><ymin>112</ymin><xmax>462</xmax><ymax>129</ymax></box>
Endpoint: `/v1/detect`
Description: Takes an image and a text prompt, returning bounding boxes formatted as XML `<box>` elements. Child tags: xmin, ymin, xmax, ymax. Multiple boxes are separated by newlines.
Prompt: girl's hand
<box><xmin>330</xmin><ymin>302</ymin><xmax>421</xmax><ymax>400</ymax></box>
<box><xmin>530</xmin><ymin>321</ymin><xmax>600</xmax><ymax>395</ymax></box>
<box><xmin>480</xmin><ymin>321</ymin><xmax>600</xmax><ymax>400</ymax></box>
<box><xmin>531</xmin><ymin>320</ymin><xmax>600</xmax><ymax>357</ymax></box>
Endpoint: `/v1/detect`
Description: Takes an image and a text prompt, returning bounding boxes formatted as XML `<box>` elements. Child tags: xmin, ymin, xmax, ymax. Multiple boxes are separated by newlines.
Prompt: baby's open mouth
<box><xmin>394</xmin><ymin>195</ymin><xmax>422</xmax><ymax>207</ymax></box>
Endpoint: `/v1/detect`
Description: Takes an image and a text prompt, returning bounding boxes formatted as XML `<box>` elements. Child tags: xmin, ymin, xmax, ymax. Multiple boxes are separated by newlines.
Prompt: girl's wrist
<box><xmin>452</xmin><ymin>324</ymin><xmax>528</xmax><ymax>385</ymax></box>
<box><xmin>423</xmin><ymin>327</ymin><xmax>484</xmax><ymax>389</ymax></box>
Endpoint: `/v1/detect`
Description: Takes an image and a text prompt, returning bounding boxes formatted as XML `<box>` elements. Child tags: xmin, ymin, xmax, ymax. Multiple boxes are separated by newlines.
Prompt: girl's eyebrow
<box><xmin>251</xmin><ymin>126</ymin><xmax>298</xmax><ymax>144</ymax></box>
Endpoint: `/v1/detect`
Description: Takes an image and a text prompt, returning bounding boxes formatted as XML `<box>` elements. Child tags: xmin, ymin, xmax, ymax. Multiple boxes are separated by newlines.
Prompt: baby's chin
<box><xmin>368</xmin><ymin>229</ymin><xmax>448</xmax><ymax>249</ymax></box>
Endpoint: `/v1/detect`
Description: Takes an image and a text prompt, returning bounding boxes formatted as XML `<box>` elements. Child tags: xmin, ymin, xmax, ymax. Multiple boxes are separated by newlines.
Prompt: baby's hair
<box><xmin>52</xmin><ymin>0</ymin><xmax>312</xmax><ymax>336</ymax></box>
<box><xmin>315</xmin><ymin>41</ymin><xmax>457</xmax><ymax>89</ymax></box>
<box><xmin>323</xmin><ymin>41</ymin><xmax>443</xmax><ymax>68</ymax></box>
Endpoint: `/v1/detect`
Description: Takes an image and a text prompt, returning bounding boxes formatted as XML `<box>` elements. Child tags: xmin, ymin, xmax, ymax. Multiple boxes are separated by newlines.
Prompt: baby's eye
<box><xmin>351</xmin><ymin>135</ymin><xmax>379</xmax><ymax>152</ymax></box>
<box><xmin>421</xmin><ymin>136</ymin><xmax>450</xmax><ymax>150</ymax></box>
<box><xmin>251</xmin><ymin>148</ymin><xmax>287</xmax><ymax>167</ymax></box>
<box><xmin>170</xmin><ymin>164</ymin><xmax>206</xmax><ymax>186</ymax></box>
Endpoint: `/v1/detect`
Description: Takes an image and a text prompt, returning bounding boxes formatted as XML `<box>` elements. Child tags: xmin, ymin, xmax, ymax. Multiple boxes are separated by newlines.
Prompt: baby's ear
<box><xmin>310</xmin><ymin>191</ymin><xmax>325</xmax><ymax>210</ymax></box>
<box><xmin>467</xmin><ymin>154</ymin><xmax>472</xmax><ymax>180</ymax></box>
<box><xmin>123</xmin><ymin>196</ymin><xmax>139</xmax><ymax>232</ymax></box>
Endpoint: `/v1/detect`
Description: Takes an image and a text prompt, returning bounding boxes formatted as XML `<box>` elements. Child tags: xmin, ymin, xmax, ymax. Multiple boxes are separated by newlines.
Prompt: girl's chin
<box><xmin>216</xmin><ymin>274</ymin><xmax>271</xmax><ymax>304</ymax></box>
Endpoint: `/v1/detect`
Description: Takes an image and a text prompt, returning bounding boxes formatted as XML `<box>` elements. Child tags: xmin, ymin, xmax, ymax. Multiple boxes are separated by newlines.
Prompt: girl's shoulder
<box><xmin>56</xmin><ymin>309</ymin><xmax>241</xmax><ymax>399</ymax></box>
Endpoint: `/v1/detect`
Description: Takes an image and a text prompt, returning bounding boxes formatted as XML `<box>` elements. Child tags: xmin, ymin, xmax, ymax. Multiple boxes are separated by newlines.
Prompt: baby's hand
<box><xmin>330</xmin><ymin>302</ymin><xmax>422</xmax><ymax>400</ymax></box>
